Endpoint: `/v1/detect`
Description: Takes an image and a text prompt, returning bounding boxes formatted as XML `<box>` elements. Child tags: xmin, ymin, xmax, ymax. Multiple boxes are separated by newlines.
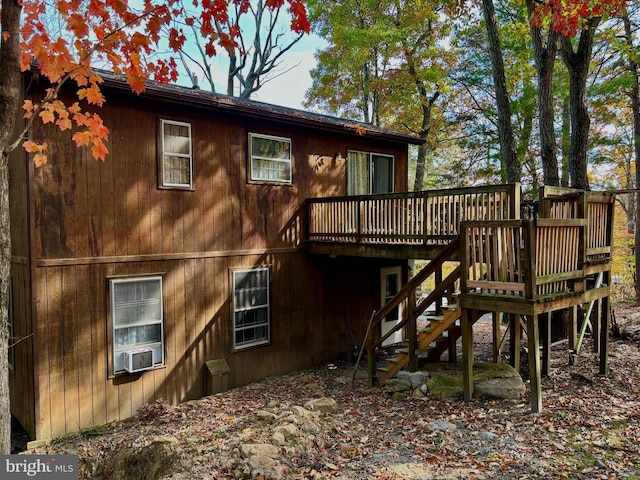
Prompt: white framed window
<box><xmin>110</xmin><ymin>276</ymin><xmax>164</xmax><ymax>373</ymax></box>
<box><xmin>249</xmin><ymin>133</ymin><xmax>292</xmax><ymax>184</ymax></box>
<box><xmin>233</xmin><ymin>267</ymin><xmax>270</xmax><ymax>349</ymax></box>
<box><xmin>347</xmin><ymin>151</ymin><xmax>394</xmax><ymax>195</ymax></box>
<box><xmin>7</xmin><ymin>280</ymin><xmax>13</xmax><ymax>370</ymax></box>
<box><xmin>160</xmin><ymin>119</ymin><xmax>193</xmax><ymax>188</ymax></box>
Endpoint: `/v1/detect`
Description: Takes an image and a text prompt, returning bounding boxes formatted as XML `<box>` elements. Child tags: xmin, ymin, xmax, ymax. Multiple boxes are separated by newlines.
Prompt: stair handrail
<box><xmin>366</xmin><ymin>236</ymin><xmax>461</xmax><ymax>385</ymax></box>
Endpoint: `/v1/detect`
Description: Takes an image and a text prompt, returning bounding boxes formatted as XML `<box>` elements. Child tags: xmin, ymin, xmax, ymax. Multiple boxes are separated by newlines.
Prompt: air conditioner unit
<box><xmin>123</xmin><ymin>349</ymin><xmax>154</xmax><ymax>373</ymax></box>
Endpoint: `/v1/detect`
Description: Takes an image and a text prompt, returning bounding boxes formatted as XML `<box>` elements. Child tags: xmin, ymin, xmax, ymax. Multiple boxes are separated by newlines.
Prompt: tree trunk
<box><xmin>481</xmin><ymin>0</ymin><xmax>520</xmax><ymax>183</ymax></box>
<box><xmin>560</xmin><ymin>19</ymin><xmax>599</xmax><ymax>190</ymax></box>
<box><xmin>623</xmin><ymin>12</ymin><xmax>640</xmax><ymax>302</ymax></box>
<box><xmin>404</xmin><ymin>45</ymin><xmax>440</xmax><ymax>192</ymax></box>
<box><xmin>0</xmin><ymin>0</ymin><xmax>23</xmax><ymax>454</ymax></box>
<box><xmin>561</xmin><ymin>95</ymin><xmax>570</xmax><ymax>187</ymax></box>
<box><xmin>526</xmin><ymin>0</ymin><xmax>560</xmax><ymax>186</ymax></box>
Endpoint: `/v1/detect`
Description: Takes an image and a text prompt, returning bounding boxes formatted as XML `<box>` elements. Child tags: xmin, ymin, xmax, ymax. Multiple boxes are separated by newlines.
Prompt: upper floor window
<box><xmin>160</xmin><ymin>119</ymin><xmax>193</xmax><ymax>189</ymax></box>
<box><xmin>347</xmin><ymin>151</ymin><xmax>394</xmax><ymax>195</ymax></box>
<box><xmin>233</xmin><ymin>267</ymin><xmax>270</xmax><ymax>349</ymax></box>
<box><xmin>110</xmin><ymin>276</ymin><xmax>164</xmax><ymax>374</ymax></box>
<box><xmin>249</xmin><ymin>133</ymin><xmax>292</xmax><ymax>184</ymax></box>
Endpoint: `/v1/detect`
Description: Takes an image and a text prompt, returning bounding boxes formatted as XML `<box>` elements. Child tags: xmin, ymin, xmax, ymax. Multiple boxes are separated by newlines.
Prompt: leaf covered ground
<box><xmin>28</xmin><ymin>314</ymin><xmax>640</xmax><ymax>480</ymax></box>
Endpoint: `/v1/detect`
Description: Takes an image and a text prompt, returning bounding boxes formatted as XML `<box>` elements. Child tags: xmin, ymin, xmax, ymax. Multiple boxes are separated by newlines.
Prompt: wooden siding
<box><xmin>32</xmin><ymin>253</ymin><xmax>390</xmax><ymax>439</ymax></box>
<box><xmin>32</xmin><ymin>93</ymin><xmax>409</xmax><ymax>263</ymax></box>
<box><xmin>23</xmin><ymin>88</ymin><xmax>409</xmax><ymax>439</ymax></box>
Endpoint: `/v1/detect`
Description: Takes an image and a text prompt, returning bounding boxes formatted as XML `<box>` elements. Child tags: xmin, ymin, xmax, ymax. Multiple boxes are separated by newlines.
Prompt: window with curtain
<box><xmin>347</xmin><ymin>151</ymin><xmax>394</xmax><ymax>195</ymax></box>
<box><xmin>160</xmin><ymin>119</ymin><xmax>193</xmax><ymax>188</ymax></box>
<box><xmin>249</xmin><ymin>133</ymin><xmax>292</xmax><ymax>184</ymax></box>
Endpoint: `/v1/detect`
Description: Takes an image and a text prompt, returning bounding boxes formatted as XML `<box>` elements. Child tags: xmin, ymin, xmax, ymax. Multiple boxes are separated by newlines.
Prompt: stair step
<box><xmin>424</xmin><ymin>315</ymin><xmax>444</xmax><ymax>322</ymax></box>
<box><xmin>396</xmin><ymin>347</ymin><xmax>435</xmax><ymax>355</ymax></box>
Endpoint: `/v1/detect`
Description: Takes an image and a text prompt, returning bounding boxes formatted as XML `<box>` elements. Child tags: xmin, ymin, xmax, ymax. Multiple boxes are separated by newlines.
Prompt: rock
<box><xmin>273</xmin><ymin>423</ymin><xmax>299</xmax><ymax>439</ymax></box>
<box><xmin>420</xmin><ymin>384</ymin><xmax>429</xmax><ymax>394</ymax></box>
<box><xmin>304</xmin><ymin>398</ymin><xmax>337</xmax><ymax>414</ymax></box>
<box><xmin>106</xmin><ymin>435</ymin><xmax>182</xmax><ymax>480</ymax></box>
<box><xmin>247</xmin><ymin>454</ymin><xmax>287</xmax><ymax>479</ymax></box>
<box><xmin>426</xmin><ymin>371</ymin><xmax>463</xmax><ymax>399</ymax></box>
<box><xmin>396</xmin><ymin>370</ymin><xmax>429</xmax><ymax>389</ymax></box>
<box><xmin>412</xmin><ymin>388</ymin><xmax>425</xmax><ymax>399</ymax></box>
<box><xmin>474</xmin><ymin>363</ymin><xmax>525</xmax><ymax>400</ymax></box>
<box><xmin>240</xmin><ymin>443</ymin><xmax>279</xmax><ymax>459</ymax></box>
<box><xmin>384</xmin><ymin>378</ymin><xmax>412</xmax><ymax>393</ymax></box>
<box><xmin>256</xmin><ymin>410</ymin><xmax>277</xmax><ymax>423</ymax></box>
<box><xmin>426</xmin><ymin>363</ymin><xmax>525</xmax><ymax>400</ymax></box>
<box><xmin>621</xmin><ymin>324</ymin><xmax>640</xmax><ymax>341</ymax></box>
<box><xmin>271</xmin><ymin>431</ymin><xmax>286</xmax><ymax>446</ymax></box>
<box><xmin>428</xmin><ymin>420</ymin><xmax>457</xmax><ymax>431</ymax></box>
<box><xmin>478</xmin><ymin>431</ymin><xmax>500</xmax><ymax>442</ymax></box>
<box><xmin>474</xmin><ymin>377</ymin><xmax>525</xmax><ymax>399</ymax></box>
<box><xmin>391</xmin><ymin>391</ymin><xmax>409</xmax><ymax>401</ymax></box>
<box><xmin>291</xmin><ymin>406</ymin><xmax>314</xmax><ymax>419</ymax></box>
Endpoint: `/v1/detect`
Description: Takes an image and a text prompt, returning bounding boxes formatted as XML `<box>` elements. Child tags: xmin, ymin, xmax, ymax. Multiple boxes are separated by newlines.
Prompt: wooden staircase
<box><xmin>377</xmin><ymin>303</ymin><xmax>462</xmax><ymax>384</ymax></box>
<box><xmin>366</xmin><ymin>237</ymin><xmax>467</xmax><ymax>386</ymax></box>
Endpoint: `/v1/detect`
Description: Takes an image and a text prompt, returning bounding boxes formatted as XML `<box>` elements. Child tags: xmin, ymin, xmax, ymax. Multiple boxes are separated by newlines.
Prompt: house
<box><xmin>8</xmin><ymin>70</ymin><xmax>423</xmax><ymax>441</ymax></box>
<box><xmin>9</xmin><ymin>70</ymin><xmax>616</xmax><ymax>444</ymax></box>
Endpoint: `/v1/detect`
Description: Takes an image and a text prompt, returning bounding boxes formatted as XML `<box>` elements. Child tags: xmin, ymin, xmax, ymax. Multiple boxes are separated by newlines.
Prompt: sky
<box><xmin>248</xmin><ymin>35</ymin><xmax>325</xmax><ymax>110</ymax></box>
<box><xmin>175</xmin><ymin>22</ymin><xmax>325</xmax><ymax>111</ymax></box>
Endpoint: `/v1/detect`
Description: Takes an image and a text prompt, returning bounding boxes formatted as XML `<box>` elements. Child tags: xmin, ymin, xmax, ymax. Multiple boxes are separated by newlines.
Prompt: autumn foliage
<box><xmin>3</xmin><ymin>0</ymin><xmax>309</xmax><ymax>165</ymax></box>
<box><xmin>531</xmin><ymin>0</ymin><xmax>627</xmax><ymax>36</ymax></box>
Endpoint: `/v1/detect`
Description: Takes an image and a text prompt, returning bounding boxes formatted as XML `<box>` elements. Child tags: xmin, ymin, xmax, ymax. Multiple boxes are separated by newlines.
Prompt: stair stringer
<box><xmin>377</xmin><ymin>305</ymin><xmax>462</xmax><ymax>385</ymax></box>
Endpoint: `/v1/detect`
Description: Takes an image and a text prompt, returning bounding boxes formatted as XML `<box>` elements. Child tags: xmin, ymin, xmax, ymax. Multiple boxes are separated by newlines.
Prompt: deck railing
<box><xmin>460</xmin><ymin>218</ymin><xmax>587</xmax><ymax>301</ymax></box>
<box><xmin>539</xmin><ymin>187</ymin><xmax>615</xmax><ymax>264</ymax></box>
<box><xmin>307</xmin><ymin>183</ymin><xmax>521</xmax><ymax>247</ymax></box>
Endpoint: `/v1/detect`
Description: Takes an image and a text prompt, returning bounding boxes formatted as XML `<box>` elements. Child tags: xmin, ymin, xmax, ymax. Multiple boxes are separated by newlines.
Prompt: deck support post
<box><xmin>592</xmin><ymin>298</ymin><xmax>601</xmax><ymax>354</ymax></box>
<box><xmin>541</xmin><ymin>312</ymin><xmax>551</xmax><ymax>375</ymax></box>
<box><xmin>527</xmin><ymin>314</ymin><xmax>542</xmax><ymax>413</ymax></box>
<box><xmin>509</xmin><ymin>314</ymin><xmax>520</xmax><ymax>369</ymax></box>
<box><xmin>462</xmin><ymin>308</ymin><xmax>474</xmax><ymax>402</ymax></box>
<box><xmin>568</xmin><ymin>306</ymin><xmax>578</xmax><ymax>352</ymax></box>
<box><xmin>435</xmin><ymin>267</ymin><xmax>443</xmax><ymax>313</ymax></box>
<box><xmin>408</xmin><ymin>288</ymin><xmax>418</xmax><ymax>372</ymax></box>
<box><xmin>492</xmin><ymin>312</ymin><xmax>501</xmax><ymax>363</ymax></box>
<box><xmin>599</xmin><ymin>294</ymin><xmax>610</xmax><ymax>375</ymax></box>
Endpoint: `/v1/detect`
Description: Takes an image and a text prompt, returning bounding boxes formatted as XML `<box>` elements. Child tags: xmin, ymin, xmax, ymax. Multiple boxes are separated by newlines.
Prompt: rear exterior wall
<box><xmin>25</xmin><ymin>89</ymin><xmax>409</xmax><ymax>439</ymax></box>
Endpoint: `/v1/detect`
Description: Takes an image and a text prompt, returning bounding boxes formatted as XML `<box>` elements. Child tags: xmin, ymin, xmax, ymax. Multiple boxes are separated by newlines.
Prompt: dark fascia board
<box><xmin>97</xmin><ymin>70</ymin><xmax>424</xmax><ymax>146</ymax></box>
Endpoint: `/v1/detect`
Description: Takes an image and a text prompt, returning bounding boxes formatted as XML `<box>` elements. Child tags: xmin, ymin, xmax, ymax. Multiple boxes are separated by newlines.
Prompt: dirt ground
<box><xmin>25</xmin><ymin>310</ymin><xmax>640</xmax><ymax>479</ymax></box>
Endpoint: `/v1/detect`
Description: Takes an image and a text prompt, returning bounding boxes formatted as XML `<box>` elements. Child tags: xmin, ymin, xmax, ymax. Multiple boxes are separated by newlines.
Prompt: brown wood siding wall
<box><xmin>33</xmin><ymin>253</ymin><xmax>390</xmax><ymax>439</ymax></box>
<box><xmin>28</xmin><ymin>91</ymin><xmax>409</xmax><ymax>439</ymax></box>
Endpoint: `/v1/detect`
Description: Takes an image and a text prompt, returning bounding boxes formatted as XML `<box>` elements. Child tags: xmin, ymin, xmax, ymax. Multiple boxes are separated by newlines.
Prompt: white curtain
<box><xmin>347</xmin><ymin>151</ymin><xmax>370</xmax><ymax>195</ymax></box>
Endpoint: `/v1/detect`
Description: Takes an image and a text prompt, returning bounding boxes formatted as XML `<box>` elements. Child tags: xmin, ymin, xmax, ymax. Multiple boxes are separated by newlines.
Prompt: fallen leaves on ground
<box><xmin>28</xmin><ymin>313</ymin><xmax>640</xmax><ymax>480</ymax></box>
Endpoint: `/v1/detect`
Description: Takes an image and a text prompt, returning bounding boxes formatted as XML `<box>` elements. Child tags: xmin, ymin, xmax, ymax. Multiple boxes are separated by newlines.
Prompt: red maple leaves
<box><xmin>530</xmin><ymin>0</ymin><xmax>627</xmax><ymax>37</ymax></box>
<box><xmin>9</xmin><ymin>0</ymin><xmax>309</xmax><ymax>164</ymax></box>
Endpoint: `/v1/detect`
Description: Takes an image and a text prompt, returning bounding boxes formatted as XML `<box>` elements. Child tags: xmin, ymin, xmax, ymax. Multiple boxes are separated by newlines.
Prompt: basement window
<box><xmin>233</xmin><ymin>267</ymin><xmax>270</xmax><ymax>349</ymax></box>
<box><xmin>248</xmin><ymin>133</ymin><xmax>292</xmax><ymax>184</ymax></box>
<box><xmin>160</xmin><ymin>119</ymin><xmax>193</xmax><ymax>189</ymax></box>
<box><xmin>110</xmin><ymin>276</ymin><xmax>164</xmax><ymax>374</ymax></box>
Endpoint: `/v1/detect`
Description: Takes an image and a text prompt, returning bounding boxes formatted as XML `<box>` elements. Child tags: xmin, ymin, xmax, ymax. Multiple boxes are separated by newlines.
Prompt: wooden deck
<box><xmin>305</xmin><ymin>183</ymin><xmax>615</xmax><ymax>413</ymax></box>
<box><xmin>306</xmin><ymin>184</ymin><xmax>520</xmax><ymax>259</ymax></box>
